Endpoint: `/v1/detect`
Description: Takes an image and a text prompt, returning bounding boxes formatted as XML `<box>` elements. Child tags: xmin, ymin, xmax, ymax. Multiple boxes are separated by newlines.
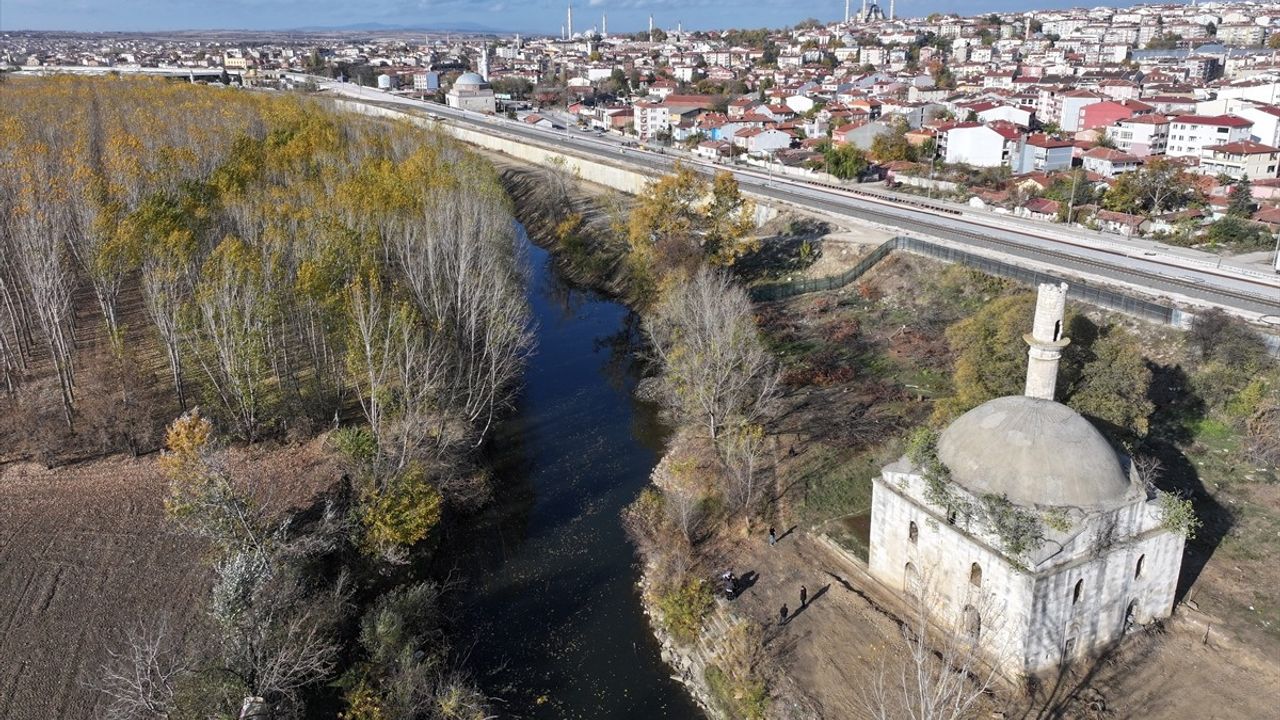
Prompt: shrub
<box><xmin>1157</xmin><ymin>490</ymin><xmax>1202</xmax><ymax>540</ymax></box>
<box><xmin>357</xmin><ymin>464</ymin><xmax>443</xmax><ymax>553</ymax></box>
<box><xmin>655</xmin><ymin>578</ymin><xmax>714</xmax><ymax>645</ymax></box>
<box><xmin>330</xmin><ymin>425</ymin><xmax>378</xmax><ymax>466</ymax></box>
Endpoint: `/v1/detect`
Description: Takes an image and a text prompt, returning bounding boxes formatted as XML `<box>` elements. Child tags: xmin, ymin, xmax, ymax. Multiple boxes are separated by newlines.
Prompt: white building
<box><xmin>939</xmin><ymin>123</ymin><xmax>1017</xmax><ymax>168</ymax></box>
<box><xmin>1166</xmin><ymin>114</ymin><xmax>1253</xmax><ymax>158</ymax></box>
<box><xmin>445</xmin><ymin>72</ymin><xmax>496</xmax><ymax>113</ymax></box>
<box><xmin>1106</xmin><ymin>115</ymin><xmax>1169</xmax><ymax>157</ymax></box>
<box><xmin>868</xmin><ymin>283</ymin><xmax>1185</xmax><ymax>677</ymax></box>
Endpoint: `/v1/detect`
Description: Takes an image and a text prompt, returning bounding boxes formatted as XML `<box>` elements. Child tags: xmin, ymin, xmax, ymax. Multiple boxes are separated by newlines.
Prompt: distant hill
<box><xmin>290</xmin><ymin>21</ymin><xmax>508</xmax><ymax>33</ymax></box>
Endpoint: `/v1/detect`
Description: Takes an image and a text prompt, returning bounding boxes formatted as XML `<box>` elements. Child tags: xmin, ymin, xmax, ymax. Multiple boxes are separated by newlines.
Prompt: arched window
<box><xmin>1134</xmin><ymin>554</ymin><xmax>1145</xmax><ymax>579</ymax></box>
<box><xmin>904</xmin><ymin>562</ymin><xmax>920</xmax><ymax>596</ymax></box>
<box><xmin>969</xmin><ymin>562</ymin><xmax>983</xmax><ymax>587</ymax></box>
<box><xmin>962</xmin><ymin>604</ymin><xmax>981</xmax><ymax>640</ymax></box>
<box><xmin>1053</xmin><ymin>319</ymin><xmax>1063</xmax><ymax>342</ymax></box>
<box><xmin>1072</xmin><ymin>579</ymin><xmax>1084</xmax><ymax>604</ymax></box>
<box><xmin>908</xmin><ymin>521</ymin><xmax>918</xmax><ymax>544</ymax></box>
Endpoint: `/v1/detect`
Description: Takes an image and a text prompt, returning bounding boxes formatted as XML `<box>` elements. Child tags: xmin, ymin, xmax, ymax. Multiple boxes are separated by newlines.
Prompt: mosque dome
<box><xmin>935</xmin><ymin>395</ymin><xmax>1132</xmax><ymax>509</ymax></box>
<box><xmin>454</xmin><ymin>72</ymin><xmax>486</xmax><ymax>88</ymax></box>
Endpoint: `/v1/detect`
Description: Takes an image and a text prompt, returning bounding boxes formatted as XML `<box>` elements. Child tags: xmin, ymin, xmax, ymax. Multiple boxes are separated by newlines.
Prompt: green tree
<box><xmin>1068</xmin><ymin>328</ymin><xmax>1154</xmax><ymax>438</ymax></box>
<box><xmin>824</xmin><ymin>143</ymin><xmax>870</xmax><ymax>180</ymax></box>
<box><xmin>1102</xmin><ymin>158</ymin><xmax>1199</xmax><ymax>216</ymax></box>
<box><xmin>1227</xmin><ymin>176</ymin><xmax>1254</xmax><ymax>218</ymax></box>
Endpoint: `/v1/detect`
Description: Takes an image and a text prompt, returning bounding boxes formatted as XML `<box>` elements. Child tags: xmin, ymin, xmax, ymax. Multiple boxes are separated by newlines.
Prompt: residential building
<box><xmin>1012</xmin><ymin>133</ymin><xmax>1075</xmax><ymax>174</ymax></box>
<box><xmin>1081</xmin><ymin>147</ymin><xmax>1144</xmax><ymax>178</ymax></box>
<box><xmin>1166</xmin><ymin>114</ymin><xmax>1253</xmax><ymax>158</ymax></box>
<box><xmin>1106</xmin><ymin>115</ymin><xmax>1170</xmax><ymax>156</ymax></box>
<box><xmin>1197</xmin><ymin>141</ymin><xmax>1280</xmax><ymax>180</ymax></box>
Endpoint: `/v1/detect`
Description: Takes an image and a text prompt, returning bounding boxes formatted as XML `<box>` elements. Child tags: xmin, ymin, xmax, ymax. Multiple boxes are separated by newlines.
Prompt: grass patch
<box><xmin>705</xmin><ymin>664</ymin><xmax>768</xmax><ymax>720</ymax></box>
<box><xmin>794</xmin><ymin>443</ymin><xmax>879</xmax><ymax>526</ymax></box>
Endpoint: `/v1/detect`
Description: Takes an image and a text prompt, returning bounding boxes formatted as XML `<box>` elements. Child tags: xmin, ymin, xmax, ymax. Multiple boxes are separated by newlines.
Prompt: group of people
<box><xmin>720</xmin><ymin>526</ymin><xmax>811</xmax><ymax>626</ymax></box>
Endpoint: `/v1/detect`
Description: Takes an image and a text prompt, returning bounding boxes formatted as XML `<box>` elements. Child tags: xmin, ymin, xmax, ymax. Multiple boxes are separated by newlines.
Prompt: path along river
<box><xmin>443</xmin><ymin>227</ymin><xmax>704</xmax><ymax>719</ymax></box>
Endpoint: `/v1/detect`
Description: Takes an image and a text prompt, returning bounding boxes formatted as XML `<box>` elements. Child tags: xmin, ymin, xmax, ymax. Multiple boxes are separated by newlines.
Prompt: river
<box><xmin>444</xmin><ymin>228</ymin><xmax>704</xmax><ymax>719</ymax></box>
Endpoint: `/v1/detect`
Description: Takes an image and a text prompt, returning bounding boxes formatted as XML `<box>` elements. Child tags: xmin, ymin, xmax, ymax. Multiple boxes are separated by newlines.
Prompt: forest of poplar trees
<box><xmin>0</xmin><ymin>76</ymin><xmax>531</xmax><ymax>462</ymax></box>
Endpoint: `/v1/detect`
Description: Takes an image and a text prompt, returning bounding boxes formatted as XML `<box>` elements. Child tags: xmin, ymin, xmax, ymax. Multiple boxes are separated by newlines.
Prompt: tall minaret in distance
<box><xmin>1024</xmin><ymin>282</ymin><xmax>1071</xmax><ymax>401</ymax></box>
<box><xmin>477</xmin><ymin>41</ymin><xmax>488</xmax><ymax>81</ymax></box>
<box><xmin>567</xmin><ymin>3</ymin><xmax>574</xmax><ymax>38</ymax></box>
<box><xmin>889</xmin><ymin>0</ymin><xmax>895</xmax><ymax>20</ymax></box>
<box><xmin>648</xmin><ymin>15</ymin><xmax>654</xmax><ymax>41</ymax></box>
<box><xmin>845</xmin><ymin>0</ymin><xmax>851</xmax><ymax>23</ymax></box>
<box><xmin>602</xmin><ymin>13</ymin><xmax>607</xmax><ymax>36</ymax></box>
<box><xmin>861</xmin><ymin>0</ymin><xmax>868</xmax><ymax>23</ymax></box>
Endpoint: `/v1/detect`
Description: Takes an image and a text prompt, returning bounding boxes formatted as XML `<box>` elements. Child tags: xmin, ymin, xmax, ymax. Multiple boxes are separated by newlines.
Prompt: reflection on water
<box><xmin>441</xmin><ymin>229</ymin><xmax>703</xmax><ymax>719</ymax></box>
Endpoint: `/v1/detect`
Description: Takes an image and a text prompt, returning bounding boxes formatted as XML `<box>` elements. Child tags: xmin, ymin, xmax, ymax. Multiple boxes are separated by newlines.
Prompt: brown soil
<box><xmin>0</xmin><ymin>438</ymin><xmax>343</xmax><ymax>720</ymax></box>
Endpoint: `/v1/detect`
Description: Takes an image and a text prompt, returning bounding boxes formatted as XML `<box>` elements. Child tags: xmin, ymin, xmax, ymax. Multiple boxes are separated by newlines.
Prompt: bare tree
<box><xmin>386</xmin><ymin>182</ymin><xmax>533</xmax><ymax>448</ymax></box>
<box><xmin>645</xmin><ymin>266</ymin><xmax>778</xmax><ymax>440</ymax></box>
<box><xmin>96</xmin><ymin>617</ymin><xmax>191</xmax><ymax>720</ymax></box>
<box><xmin>188</xmin><ymin>237</ymin><xmax>274</xmax><ymax>441</ymax></box>
<box><xmin>860</xmin><ymin>578</ymin><xmax>1003</xmax><ymax>720</ymax></box>
<box><xmin>655</xmin><ymin>456</ymin><xmax>706</xmax><ymax>544</ymax></box>
<box><xmin>719</xmin><ymin>421</ymin><xmax>767</xmax><ymax>517</ymax></box>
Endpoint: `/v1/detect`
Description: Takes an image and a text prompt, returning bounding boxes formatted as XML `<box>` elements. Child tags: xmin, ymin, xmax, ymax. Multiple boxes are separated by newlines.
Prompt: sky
<box><xmin>1</xmin><ymin>0</ymin><xmax>1140</xmax><ymax>34</ymax></box>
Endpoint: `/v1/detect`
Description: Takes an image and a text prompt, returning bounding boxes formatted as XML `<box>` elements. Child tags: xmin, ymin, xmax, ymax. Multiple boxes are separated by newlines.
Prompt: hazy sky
<box><xmin>2</xmin><ymin>0</ymin><xmax>1136</xmax><ymax>34</ymax></box>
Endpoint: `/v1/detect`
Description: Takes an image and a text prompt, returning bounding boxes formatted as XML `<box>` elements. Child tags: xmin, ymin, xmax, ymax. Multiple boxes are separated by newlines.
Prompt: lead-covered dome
<box><xmin>935</xmin><ymin>395</ymin><xmax>1132</xmax><ymax>509</ymax></box>
<box><xmin>454</xmin><ymin>72</ymin><xmax>487</xmax><ymax>88</ymax></box>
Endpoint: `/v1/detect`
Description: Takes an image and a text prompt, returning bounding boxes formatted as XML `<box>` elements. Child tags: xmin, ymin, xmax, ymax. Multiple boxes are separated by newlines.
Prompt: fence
<box><xmin>751</xmin><ymin>235</ymin><xmax>1177</xmax><ymax>326</ymax></box>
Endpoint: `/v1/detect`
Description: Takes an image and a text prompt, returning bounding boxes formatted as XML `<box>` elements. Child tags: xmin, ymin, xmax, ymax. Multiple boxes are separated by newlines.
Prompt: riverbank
<box><xmin>508</xmin><ymin>158</ymin><xmax>1280</xmax><ymax>720</ymax></box>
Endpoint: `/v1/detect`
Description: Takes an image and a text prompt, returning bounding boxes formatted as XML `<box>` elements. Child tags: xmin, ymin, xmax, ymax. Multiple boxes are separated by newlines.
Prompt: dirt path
<box><xmin>715</xmin><ymin>525</ymin><xmax>1280</xmax><ymax>720</ymax></box>
<box><xmin>718</xmin><ymin>530</ymin><xmax>905</xmax><ymax>718</ymax></box>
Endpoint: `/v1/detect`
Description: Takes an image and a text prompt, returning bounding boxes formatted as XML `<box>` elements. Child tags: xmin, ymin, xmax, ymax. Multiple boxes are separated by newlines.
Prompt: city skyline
<box><xmin>3</xmin><ymin>0</ymin><xmax>1152</xmax><ymax>34</ymax></box>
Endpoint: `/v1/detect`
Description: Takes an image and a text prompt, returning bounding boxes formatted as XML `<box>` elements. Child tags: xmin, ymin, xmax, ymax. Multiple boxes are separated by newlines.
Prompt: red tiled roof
<box><xmin>1169</xmin><ymin>114</ymin><xmax>1253</xmax><ymax>128</ymax></box>
<box><xmin>1203</xmin><ymin>140</ymin><xmax>1279</xmax><ymax>155</ymax></box>
<box><xmin>1023</xmin><ymin>197</ymin><xmax>1061</xmax><ymax>214</ymax></box>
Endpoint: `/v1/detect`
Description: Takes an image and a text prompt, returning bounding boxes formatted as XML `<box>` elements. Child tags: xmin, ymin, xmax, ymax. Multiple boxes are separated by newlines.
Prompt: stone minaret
<box><xmin>567</xmin><ymin>3</ymin><xmax>573</xmax><ymax>38</ymax></box>
<box><xmin>845</xmin><ymin>0</ymin><xmax>851</xmax><ymax>24</ymax></box>
<box><xmin>861</xmin><ymin>0</ymin><xmax>868</xmax><ymax>23</ymax></box>
<box><xmin>1024</xmin><ymin>282</ymin><xmax>1071</xmax><ymax>401</ymax></box>
<box><xmin>889</xmin><ymin>0</ymin><xmax>895</xmax><ymax>21</ymax></box>
<box><xmin>649</xmin><ymin>15</ymin><xmax>654</xmax><ymax>42</ymax></box>
<box><xmin>478</xmin><ymin>42</ymin><xmax>488</xmax><ymax>81</ymax></box>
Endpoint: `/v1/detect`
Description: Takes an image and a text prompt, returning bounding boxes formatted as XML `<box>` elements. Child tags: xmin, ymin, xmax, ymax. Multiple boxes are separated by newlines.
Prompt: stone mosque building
<box><xmin>868</xmin><ymin>282</ymin><xmax>1185</xmax><ymax>675</ymax></box>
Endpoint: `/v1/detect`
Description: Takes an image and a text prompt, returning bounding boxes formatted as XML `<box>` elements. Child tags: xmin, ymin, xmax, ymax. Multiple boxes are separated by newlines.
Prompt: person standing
<box><xmin>779</xmin><ymin>604</ymin><xmax>789</xmax><ymax>625</ymax></box>
<box><xmin>800</xmin><ymin>585</ymin><xmax>808</xmax><ymax>608</ymax></box>
<box><xmin>768</xmin><ymin>527</ymin><xmax>777</xmax><ymax>546</ymax></box>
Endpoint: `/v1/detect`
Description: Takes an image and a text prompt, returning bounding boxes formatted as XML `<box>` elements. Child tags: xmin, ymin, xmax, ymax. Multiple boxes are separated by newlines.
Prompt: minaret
<box><xmin>567</xmin><ymin>4</ymin><xmax>574</xmax><ymax>38</ymax></box>
<box><xmin>648</xmin><ymin>15</ymin><xmax>654</xmax><ymax>42</ymax></box>
<box><xmin>889</xmin><ymin>0</ymin><xmax>895</xmax><ymax>21</ymax></box>
<box><xmin>845</xmin><ymin>0</ymin><xmax>850</xmax><ymax>24</ymax></box>
<box><xmin>861</xmin><ymin>0</ymin><xmax>868</xmax><ymax>23</ymax></box>
<box><xmin>478</xmin><ymin>42</ymin><xmax>488</xmax><ymax>81</ymax></box>
<box><xmin>602</xmin><ymin>13</ymin><xmax>607</xmax><ymax>37</ymax></box>
<box><xmin>1024</xmin><ymin>282</ymin><xmax>1071</xmax><ymax>401</ymax></box>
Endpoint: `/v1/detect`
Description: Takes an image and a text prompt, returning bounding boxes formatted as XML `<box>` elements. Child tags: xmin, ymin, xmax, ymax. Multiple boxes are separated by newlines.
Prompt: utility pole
<box><xmin>1067</xmin><ymin>169</ymin><xmax>1080</xmax><ymax>225</ymax></box>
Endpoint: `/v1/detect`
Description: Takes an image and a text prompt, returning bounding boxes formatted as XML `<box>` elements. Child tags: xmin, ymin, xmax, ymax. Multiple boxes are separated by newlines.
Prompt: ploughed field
<box><xmin>0</xmin><ymin>443</ymin><xmax>341</xmax><ymax>719</ymax></box>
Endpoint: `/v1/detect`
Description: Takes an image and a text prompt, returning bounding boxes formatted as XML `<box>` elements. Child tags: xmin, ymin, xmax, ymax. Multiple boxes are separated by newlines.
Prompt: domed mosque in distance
<box><xmin>868</xmin><ymin>282</ymin><xmax>1185</xmax><ymax>675</ymax></box>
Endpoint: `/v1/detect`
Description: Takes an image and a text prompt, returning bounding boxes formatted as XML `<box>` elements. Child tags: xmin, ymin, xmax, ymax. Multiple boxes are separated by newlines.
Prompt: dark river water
<box><xmin>444</xmin><ymin>229</ymin><xmax>704</xmax><ymax>719</ymax></box>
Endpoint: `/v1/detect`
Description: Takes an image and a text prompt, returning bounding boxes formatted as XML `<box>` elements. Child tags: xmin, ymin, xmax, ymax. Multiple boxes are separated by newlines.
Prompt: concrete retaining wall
<box><xmin>327</xmin><ymin>98</ymin><xmax>777</xmax><ymax>225</ymax></box>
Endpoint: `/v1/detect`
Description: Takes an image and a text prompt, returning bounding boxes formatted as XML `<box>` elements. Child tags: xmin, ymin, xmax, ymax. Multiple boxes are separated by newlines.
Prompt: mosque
<box><xmin>446</xmin><ymin>45</ymin><xmax>495</xmax><ymax>114</ymax></box>
<box><xmin>868</xmin><ymin>282</ymin><xmax>1185</xmax><ymax>675</ymax></box>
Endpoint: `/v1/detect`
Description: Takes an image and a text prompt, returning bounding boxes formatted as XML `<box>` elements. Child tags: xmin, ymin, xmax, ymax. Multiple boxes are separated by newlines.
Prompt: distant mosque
<box><xmin>868</xmin><ymin>282</ymin><xmax>1185</xmax><ymax>675</ymax></box>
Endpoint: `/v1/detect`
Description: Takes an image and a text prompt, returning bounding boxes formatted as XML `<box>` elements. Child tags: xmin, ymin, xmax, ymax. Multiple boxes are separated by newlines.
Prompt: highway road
<box><xmin>315</xmin><ymin>79</ymin><xmax>1280</xmax><ymax>319</ymax></box>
